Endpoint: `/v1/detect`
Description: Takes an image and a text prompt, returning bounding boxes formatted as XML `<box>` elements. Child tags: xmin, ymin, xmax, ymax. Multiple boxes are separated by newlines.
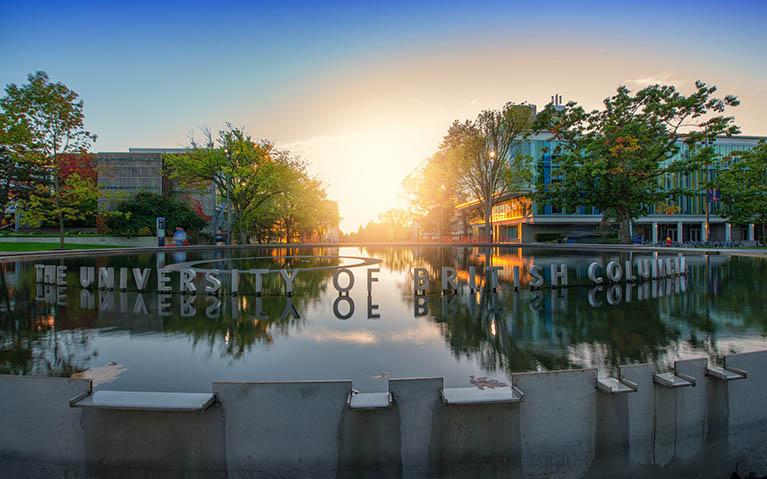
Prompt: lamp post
<box><xmin>224</xmin><ymin>148</ymin><xmax>232</xmax><ymax>245</ymax></box>
<box><xmin>488</xmin><ymin>149</ymin><xmax>496</xmax><ymax>243</ymax></box>
<box><xmin>440</xmin><ymin>184</ymin><xmax>446</xmax><ymax>242</ymax></box>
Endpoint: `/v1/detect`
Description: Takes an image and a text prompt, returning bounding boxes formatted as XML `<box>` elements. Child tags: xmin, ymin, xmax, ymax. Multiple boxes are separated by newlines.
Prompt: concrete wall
<box><xmin>2</xmin><ymin>352</ymin><xmax>767</xmax><ymax>478</ymax></box>
<box><xmin>0</xmin><ymin>235</ymin><xmax>156</xmax><ymax>247</ymax></box>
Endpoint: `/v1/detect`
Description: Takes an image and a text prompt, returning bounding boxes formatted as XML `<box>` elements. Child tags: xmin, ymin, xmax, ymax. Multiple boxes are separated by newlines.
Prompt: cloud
<box><xmin>306</xmin><ymin>328</ymin><xmax>378</xmax><ymax>345</ymax></box>
<box><xmin>626</xmin><ymin>72</ymin><xmax>679</xmax><ymax>87</ymax></box>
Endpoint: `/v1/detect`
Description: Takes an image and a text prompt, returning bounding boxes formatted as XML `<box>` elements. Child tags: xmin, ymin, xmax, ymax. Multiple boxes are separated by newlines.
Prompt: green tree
<box><xmin>21</xmin><ymin>172</ymin><xmax>98</xmax><ymax>229</ymax></box>
<box><xmin>0</xmin><ymin>72</ymin><xmax>96</xmax><ymax>247</ymax></box>
<box><xmin>533</xmin><ymin>82</ymin><xmax>739</xmax><ymax>243</ymax></box>
<box><xmin>441</xmin><ymin>103</ymin><xmax>534</xmax><ymax>242</ymax></box>
<box><xmin>245</xmin><ymin>157</ymin><xmax>338</xmax><ymax>243</ymax></box>
<box><xmin>165</xmin><ymin>124</ymin><xmax>289</xmax><ymax>244</ymax></box>
<box><xmin>0</xmin><ymin>106</ymin><xmax>45</xmax><ymax>224</ymax></box>
<box><xmin>105</xmin><ymin>191</ymin><xmax>206</xmax><ymax>236</ymax></box>
<box><xmin>717</xmin><ymin>141</ymin><xmax>767</xmax><ymax>240</ymax></box>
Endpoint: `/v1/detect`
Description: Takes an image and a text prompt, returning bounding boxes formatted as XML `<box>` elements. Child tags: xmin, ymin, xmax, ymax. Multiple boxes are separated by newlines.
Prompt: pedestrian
<box><xmin>665</xmin><ymin>235</ymin><xmax>672</xmax><ymax>247</ymax></box>
<box><xmin>173</xmin><ymin>226</ymin><xmax>188</xmax><ymax>247</ymax></box>
<box><xmin>214</xmin><ymin>229</ymin><xmax>225</xmax><ymax>246</ymax></box>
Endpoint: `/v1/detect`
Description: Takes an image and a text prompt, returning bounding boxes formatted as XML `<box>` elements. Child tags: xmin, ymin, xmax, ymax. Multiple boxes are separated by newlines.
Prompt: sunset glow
<box><xmin>3</xmin><ymin>0</ymin><xmax>765</xmax><ymax>232</ymax></box>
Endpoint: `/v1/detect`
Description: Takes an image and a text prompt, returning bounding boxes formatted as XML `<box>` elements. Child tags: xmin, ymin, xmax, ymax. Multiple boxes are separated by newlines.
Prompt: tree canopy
<box><xmin>105</xmin><ymin>191</ymin><xmax>206</xmax><ymax>236</ymax></box>
<box><xmin>435</xmin><ymin>102</ymin><xmax>534</xmax><ymax>242</ymax></box>
<box><xmin>166</xmin><ymin>124</ymin><xmax>338</xmax><ymax>244</ymax></box>
<box><xmin>0</xmin><ymin>71</ymin><xmax>96</xmax><ymax>245</ymax></box>
<box><xmin>533</xmin><ymin>82</ymin><xmax>740</xmax><ymax>243</ymax></box>
<box><xmin>717</xmin><ymin>141</ymin><xmax>767</xmax><ymax>237</ymax></box>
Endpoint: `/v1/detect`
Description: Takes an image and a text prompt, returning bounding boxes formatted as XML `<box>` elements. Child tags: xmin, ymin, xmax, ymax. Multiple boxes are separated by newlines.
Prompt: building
<box><xmin>96</xmin><ymin>148</ymin><xmax>215</xmax><ymax>220</ymax></box>
<box><xmin>455</xmin><ymin>123</ymin><xmax>765</xmax><ymax>244</ymax></box>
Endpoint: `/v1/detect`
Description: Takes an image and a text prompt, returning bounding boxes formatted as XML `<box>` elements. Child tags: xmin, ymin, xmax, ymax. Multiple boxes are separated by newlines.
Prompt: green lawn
<box><xmin>0</xmin><ymin>242</ymin><xmax>120</xmax><ymax>252</ymax></box>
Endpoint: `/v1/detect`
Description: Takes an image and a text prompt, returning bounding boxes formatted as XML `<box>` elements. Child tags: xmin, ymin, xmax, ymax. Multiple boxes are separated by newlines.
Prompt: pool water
<box><xmin>1</xmin><ymin>246</ymin><xmax>765</xmax><ymax>392</ymax></box>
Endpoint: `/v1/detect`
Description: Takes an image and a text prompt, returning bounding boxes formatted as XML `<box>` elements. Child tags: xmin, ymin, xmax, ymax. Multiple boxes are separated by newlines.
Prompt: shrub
<box><xmin>106</xmin><ymin>192</ymin><xmax>206</xmax><ymax>235</ymax></box>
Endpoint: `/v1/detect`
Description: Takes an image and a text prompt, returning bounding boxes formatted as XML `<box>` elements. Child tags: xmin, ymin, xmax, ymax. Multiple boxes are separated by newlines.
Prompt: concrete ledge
<box><xmin>654</xmin><ymin>371</ymin><xmax>696</xmax><ymax>388</ymax></box>
<box><xmin>596</xmin><ymin>376</ymin><xmax>638</xmax><ymax>394</ymax></box>
<box><xmin>349</xmin><ymin>392</ymin><xmax>392</xmax><ymax>409</ymax></box>
<box><xmin>441</xmin><ymin>386</ymin><xmax>524</xmax><ymax>405</ymax></box>
<box><xmin>705</xmin><ymin>364</ymin><xmax>748</xmax><ymax>381</ymax></box>
<box><xmin>71</xmin><ymin>390</ymin><xmax>216</xmax><ymax>412</ymax></box>
<box><xmin>3</xmin><ymin>354</ymin><xmax>767</xmax><ymax>477</ymax></box>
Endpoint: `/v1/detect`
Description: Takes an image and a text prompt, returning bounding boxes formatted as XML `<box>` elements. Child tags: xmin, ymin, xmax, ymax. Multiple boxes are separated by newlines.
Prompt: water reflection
<box><xmin>1</xmin><ymin>247</ymin><xmax>766</xmax><ymax>391</ymax></box>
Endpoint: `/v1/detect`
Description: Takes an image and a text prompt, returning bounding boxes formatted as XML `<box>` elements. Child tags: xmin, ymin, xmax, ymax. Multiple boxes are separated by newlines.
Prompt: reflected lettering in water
<box><xmin>2</xmin><ymin>246</ymin><xmax>766</xmax><ymax>392</ymax></box>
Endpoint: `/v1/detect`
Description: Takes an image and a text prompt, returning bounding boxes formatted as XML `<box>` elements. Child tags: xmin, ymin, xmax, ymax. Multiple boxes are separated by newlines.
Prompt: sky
<box><xmin>2</xmin><ymin>0</ymin><xmax>766</xmax><ymax>232</ymax></box>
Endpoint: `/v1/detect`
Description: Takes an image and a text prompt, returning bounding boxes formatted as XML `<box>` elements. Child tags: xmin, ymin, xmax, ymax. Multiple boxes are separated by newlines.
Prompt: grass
<box><xmin>0</xmin><ymin>242</ymin><xmax>121</xmax><ymax>252</ymax></box>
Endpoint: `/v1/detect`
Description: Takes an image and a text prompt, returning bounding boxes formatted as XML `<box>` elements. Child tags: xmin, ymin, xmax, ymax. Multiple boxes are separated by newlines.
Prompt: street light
<box><xmin>440</xmin><ymin>184</ymin><xmax>446</xmax><ymax>242</ymax></box>
<box><xmin>224</xmin><ymin>148</ymin><xmax>232</xmax><ymax>245</ymax></box>
<box><xmin>487</xmin><ymin>149</ymin><xmax>496</xmax><ymax>242</ymax></box>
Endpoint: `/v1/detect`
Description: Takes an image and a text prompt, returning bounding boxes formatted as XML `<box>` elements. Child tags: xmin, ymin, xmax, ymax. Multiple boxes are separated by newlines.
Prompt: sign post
<box><xmin>156</xmin><ymin>217</ymin><xmax>166</xmax><ymax>247</ymax></box>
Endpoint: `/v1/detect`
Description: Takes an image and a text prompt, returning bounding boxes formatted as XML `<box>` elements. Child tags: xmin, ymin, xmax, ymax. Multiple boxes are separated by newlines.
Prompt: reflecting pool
<box><xmin>1</xmin><ymin>246</ymin><xmax>765</xmax><ymax>392</ymax></box>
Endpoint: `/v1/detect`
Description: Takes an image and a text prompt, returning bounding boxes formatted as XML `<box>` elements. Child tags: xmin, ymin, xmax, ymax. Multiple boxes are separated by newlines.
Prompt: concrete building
<box><xmin>96</xmin><ymin>148</ymin><xmax>215</xmax><ymax>220</ymax></box>
<box><xmin>455</xmin><ymin>124</ymin><xmax>765</xmax><ymax>244</ymax></box>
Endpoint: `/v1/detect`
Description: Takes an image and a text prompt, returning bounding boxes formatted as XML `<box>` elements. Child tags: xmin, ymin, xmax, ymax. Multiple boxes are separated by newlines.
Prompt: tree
<box><xmin>21</xmin><ymin>172</ymin><xmax>98</xmax><ymax>229</ymax></box>
<box><xmin>345</xmin><ymin>209</ymin><xmax>413</xmax><ymax>242</ymax></box>
<box><xmin>165</xmin><ymin>124</ymin><xmax>289</xmax><ymax>244</ymax></box>
<box><xmin>105</xmin><ymin>191</ymin><xmax>206</xmax><ymax>235</ymax></box>
<box><xmin>533</xmin><ymin>82</ymin><xmax>739</xmax><ymax>243</ymax></box>
<box><xmin>717</xmin><ymin>141</ymin><xmax>767</xmax><ymax>240</ymax></box>
<box><xmin>441</xmin><ymin>103</ymin><xmax>534</xmax><ymax>242</ymax></box>
<box><xmin>0</xmin><ymin>106</ymin><xmax>45</xmax><ymax>226</ymax></box>
<box><xmin>0</xmin><ymin>72</ymin><xmax>96</xmax><ymax>247</ymax></box>
<box><xmin>403</xmin><ymin>150</ymin><xmax>462</xmax><ymax>239</ymax></box>
<box><xmin>244</xmin><ymin>156</ymin><xmax>339</xmax><ymax>243</ymax></box>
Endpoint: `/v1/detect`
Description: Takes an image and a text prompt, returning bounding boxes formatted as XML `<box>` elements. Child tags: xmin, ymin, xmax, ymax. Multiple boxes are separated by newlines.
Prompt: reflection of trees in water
<box><xmin>398</xmin><ymin>247</ymin><xmax>767</xmax><ymax>375</ymax></box>
<box><xmin>138</xmin><ymin>253</ymin><xmax>339</xmax><ymax>359</ymax></box>
<box><xmin>362</xmin><ymin>247</ymin><xmax>425</xmax><ymax>273</ymax></box>
<box><xmin>0</xmin><ymin>248</ymin><xmax>345</xmax><ymax>370</ymax></box>
<box><xmin>1</xmin><ymin>263</ymin><xmax>96</xmax><ymax>376</ymax></box>
<box><xmin>160</xmin><ymin>295</ymin><xmax>310</xmax><ymax>361</ymax></box>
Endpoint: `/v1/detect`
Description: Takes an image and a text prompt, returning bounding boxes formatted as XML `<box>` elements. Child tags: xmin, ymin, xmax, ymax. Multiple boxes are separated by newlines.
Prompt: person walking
<box><xmin>173</xmin><ymin>226</ymin><xmax>188</xmax><ymax>247</ymax></box>
<box><xmin>214</xmin><ymin>229</ymin><xmax>226</xmax><ymax>246</ymax></box>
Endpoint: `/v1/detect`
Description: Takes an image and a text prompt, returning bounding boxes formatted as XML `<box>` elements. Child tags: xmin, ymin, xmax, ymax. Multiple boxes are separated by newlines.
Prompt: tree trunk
<box><xmin>484</xmin><ymin>202</ymin><xmax>493</xmax><ymax>244</ymax></box>
<box><xmin>54</xmin><ymin>172</ymin><xmax>64</xmax><ymax>249</ymax></box>
<box><xmin>617</xmin><ymin>211</ymin><xmax>632</xmax><ymax>244</ymax></box>
<box><xmin>285</xmin><ymin>221</ymin><xmax>292</xmax><ymax>245</ymax></box>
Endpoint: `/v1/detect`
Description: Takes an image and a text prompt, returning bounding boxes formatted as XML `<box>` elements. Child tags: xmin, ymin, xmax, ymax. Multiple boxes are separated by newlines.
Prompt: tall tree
<box><xmin>403</xmin><ymin>150</ymin><xmax>461</xmax><ymax>239</ymax></box>
<box><xmin>165</xmin><ymin>124</ymin><xmax>290</xmax><ymax>244</ymax></box>
<box><xmin>0</xmin><ymin>72</ymin><xmax>96</xmax><ymax>247</ymax></box>
<box><xmin>534</xmin><ymin>82</ymin><xmax>739</xmax><ymax>243</ymax></box>
<box><xmin>441</xmin><ymin>103</ymin><xmax>534</xmax><ymax>242</ymax></box>
<box><xmin>717</xmin><ymin>141</ymin><xmax>767</xmax><ymax>240</ymax></box>
<box><xmin>0</xmin><ymin>106</ymin><xmax>43</xmax><ymax>225</ymax></box>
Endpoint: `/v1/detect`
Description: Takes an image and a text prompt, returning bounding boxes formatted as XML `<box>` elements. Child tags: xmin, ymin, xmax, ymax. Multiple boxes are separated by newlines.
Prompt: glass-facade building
<box><xmin>458</xmin><ymin>134</ymin><xmax>765</xmax><ymax>243</ymax></box>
